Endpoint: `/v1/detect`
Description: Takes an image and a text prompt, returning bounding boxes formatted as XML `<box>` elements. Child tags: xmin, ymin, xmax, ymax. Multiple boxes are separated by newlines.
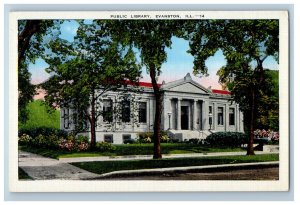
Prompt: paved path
<box><xmin>19</xmin><ymin>151</ymin><xmax>100</xmax><ymax>180</ymax></box>
<box><xmin>19</xmin><ymin>150</ymin><xmax>279</xmax><ymax>180</ymax></box>
<box><xmin>59</xmin><ymin>151</ymin><xmax>279</xmax><ymax>163</ymax></box>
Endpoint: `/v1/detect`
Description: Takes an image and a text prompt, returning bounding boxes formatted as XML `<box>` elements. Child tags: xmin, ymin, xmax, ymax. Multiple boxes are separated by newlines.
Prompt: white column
<box><xmin>202</xmin><ymin>100</ymin><xmax>207</xmax><ymax>130</ymax></box>
<box><xmin>177</xmin><ymin>98</ymin><xmax>181</xmax><ymax>130</ymax></box>
<box><xmin>225</xmin><ymin>103</ymin><xmax>229</xmax><ymax>131</ymax></box>
<box><xmin>193</xmin><ymin>100</ymin><xmax>197</xmax><ymax>130</ymax></box>
<box><xmin>236</xmin><ymin>104</ymin><xmax>239</xmax><ymax>132</ymax></box>
<box><xmin>213</xmin><ymin>102</ymin><xmax>217</xmax><ymax>131</ymax></box>
<box><xmin>169</xmin><ymin>98</ymin><xmax>173</xmax><ymax>129</ymax></box>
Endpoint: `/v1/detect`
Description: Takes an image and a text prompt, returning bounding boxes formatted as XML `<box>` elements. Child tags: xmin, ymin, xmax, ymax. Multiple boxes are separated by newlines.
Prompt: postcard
<box><xmin>9</xmin><ymin>10</ymin><xmax>289</xmax><ymax>192</ymax></box>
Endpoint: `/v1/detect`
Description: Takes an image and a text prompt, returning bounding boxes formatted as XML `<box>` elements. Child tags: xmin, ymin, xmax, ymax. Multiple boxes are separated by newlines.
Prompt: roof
<box><xmin>211</xmin><ymin>89</ymin><xmax>231</xmax><ymax>95</ymax></box>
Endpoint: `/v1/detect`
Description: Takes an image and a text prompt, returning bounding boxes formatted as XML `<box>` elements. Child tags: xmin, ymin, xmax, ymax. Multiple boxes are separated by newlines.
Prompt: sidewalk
<box><xmin>59</xmin><ymin>150</ymin><xmax>279</xmax><ymax>163</ymax></box>
<box><xmin>19</xmin><ymin>150</ymin><xmax>279</xmax><ymax>180</ymax></box>
<box><xmin>19</xmin><ymin>151</ymin><xmax>100</xmax><ymax>180</ymax></box>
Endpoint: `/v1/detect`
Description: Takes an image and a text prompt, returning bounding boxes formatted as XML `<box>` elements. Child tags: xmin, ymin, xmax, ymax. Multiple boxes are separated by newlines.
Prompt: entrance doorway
<box><xmin>181</xmin><ymin>106</ymin><xmax>189</xmax><ymax>130</ymax></box>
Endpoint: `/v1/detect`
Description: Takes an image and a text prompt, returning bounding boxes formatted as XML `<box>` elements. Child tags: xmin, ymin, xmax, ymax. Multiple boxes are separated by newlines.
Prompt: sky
<box><xmin>29</xmin><ymin>19</ymin><xmax>279</xmax><ymax>98</ymax></box>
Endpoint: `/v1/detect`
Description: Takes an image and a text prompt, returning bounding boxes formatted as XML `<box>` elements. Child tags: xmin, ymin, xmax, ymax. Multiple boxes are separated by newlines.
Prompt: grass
<box><xmin>18</xmin><ymin>168</ymin><xmax>32</xmax><ymax>180</ymax></box>
<box><xmin>71</xmin><ymin>154</ymin><xmax>279</xmax><ymax>175</ymax></box>
<box><xmin>19</xmin><ymin>143</ymin><xmax>245</xmax><ymax>159</ymax></box>
<box><xmin>18</xmin><ymin>100</ymin><xmax>60</xmax><ymax>130</ymax></box>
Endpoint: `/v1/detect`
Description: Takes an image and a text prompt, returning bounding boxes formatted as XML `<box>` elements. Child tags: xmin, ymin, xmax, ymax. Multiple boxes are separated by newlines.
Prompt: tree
<box><xmin>42</xmin><ymin>21</ymin><xmax>141</xmax><ymax>149</ymax></box>
<box><xmin>105</xmin><ymin>20</ymin><xmax>185</xmax><ymax>159</ymax></box>
<box><xmin>18</xmin><ymin>20</ymin><xmax>61</xmax><ymax>122</ymax></box>
<box><xmin>186</xmin><ymin>20</ymin><xmax>279</xmax><ymax>155</ymax></box>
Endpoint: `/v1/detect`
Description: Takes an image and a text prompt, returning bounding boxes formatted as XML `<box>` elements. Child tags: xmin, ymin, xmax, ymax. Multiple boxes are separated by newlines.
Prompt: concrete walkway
<box><xmin>19</xmin><ymin>150</ymin><xmax>279</xmax><ymax>180</ymax></box>
<box><xmin>19</xmin><ymin>151</ymin><xmax>100</xmax><ymax>180</ymax></box>
<box><xmin>59</xmin><ymin>150</ymin><xmax>279</xmax><ymax>163</ymax></box>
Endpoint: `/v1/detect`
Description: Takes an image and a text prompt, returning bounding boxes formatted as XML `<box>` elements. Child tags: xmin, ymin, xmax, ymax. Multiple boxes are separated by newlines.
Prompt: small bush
<box><xmin>205</xmin><ymin>132</ymin><xmax>247</xmax><ymax>147</ymax></box>
<box><xmin>18</xmin><ymin>134</ymin><xmax>32</xmax><ymax>145</ymax></box>
<box><xmin>138</xmin><ymin>132</ymin><xmax>171</xmax><ymax>143</ymax></box>
<box><xmin>137</xmin><ymin>132</ymin><xmax>153</xmax><ymax>143</ymax></box>
<box><xmin>77</xmin><ymin>142</ymin><xmax>89</xmax><ymax>151</ymax></box>
<box><xmin>161</xmin><ymin>135</ymin><xmax>170</xmax><ymax>143</ymax></box>
<box><xmin>123</xmin><ymin>139</ymin><xmax>136</xmax><ymax>144</ymax></box>
<box><xmin>75</xmin><ymin>135</ymin><xmax>89</xmax><ymax>144</ymax></box>
<box><xmin>32</xmin><ymin>134</ymin><xmax>48</xmax><ymax>147</ymax></box>
<box><xmin>58</xmin><ymin>138</ymin><xmax>76</xmax><ymax>151</ymax></box>
<box><xmin>95</xmin><ymin>142</ymin><xmax>116</xmax><ymax>152</ymax></box>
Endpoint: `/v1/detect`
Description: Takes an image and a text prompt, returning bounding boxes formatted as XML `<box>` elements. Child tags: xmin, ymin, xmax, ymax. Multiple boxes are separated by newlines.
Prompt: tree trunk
<box><xmin>247</xmin><ymin>89</ymin><xmax>256</xmax><ymax>155</ymax></box>
<box><xmin>149</xmin><ymin>64</ymin><xmax>162</xmax><ymax>159</ymax></box>
<box><xmin>90</xmin><ymin>92</ymin><xmax>96</xmax><ymax>149</ymax></box>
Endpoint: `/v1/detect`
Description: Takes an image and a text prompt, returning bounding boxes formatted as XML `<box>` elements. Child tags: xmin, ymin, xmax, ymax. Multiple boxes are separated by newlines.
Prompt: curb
<box><xmin>88</xmin><ymin>161</ymin><xmax>279</xmax><ymax>179</ymax></box>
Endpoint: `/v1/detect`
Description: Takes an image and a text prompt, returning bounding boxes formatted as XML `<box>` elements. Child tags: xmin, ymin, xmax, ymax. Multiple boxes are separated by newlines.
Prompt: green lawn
<box><xmin>18</xmin><ymin>168</ymin><xmax>32</xmax><ymax>180</ymax></box>
<box><xmin>71</xmin><ymin>154</ymin><xmax>279</xmax><ymax>175</ymax></box>
<box><xmin>18</xmin><ymin>100</ymin><xmax>60</xmax><ymax>130</ymax></box>
<box><xmin>20</xmin><ymin>143</ymin><xmax>245</xmax><ymax>159</ymax></box>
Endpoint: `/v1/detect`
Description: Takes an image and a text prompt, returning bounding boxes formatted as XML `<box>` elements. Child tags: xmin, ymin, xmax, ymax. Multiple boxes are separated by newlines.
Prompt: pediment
<box><xmin>165</xmin><ymin>82</ymin><xmax>209</xmax><ymax>94</ymax></box>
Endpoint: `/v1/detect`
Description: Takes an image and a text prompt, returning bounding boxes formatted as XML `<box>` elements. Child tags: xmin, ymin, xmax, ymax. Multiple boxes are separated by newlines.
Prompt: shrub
<box><xmin>123</xmin><ymin>139</ymin><xmax>136</xmax><ymax>144</ymax></box>
<box><xmin>77</xmin><ymin>142</ymin><xmax>89</xmax><ymax>151</ymax></box>
<box><xmin>161</xmin><ymin>135</ymin><xmax>170</xmax><ymax>143</ymax></box>
<box><xmin>184</xmin><ymin>138</ymin><xmax>205</xmax><ymax>145</ymax></box>
<box><xmin>75</xmin><ymin>135</ymin><xmax>89</xmax><ymax>144</ymax></box>
<box><xmin>18</xmin><ymin>134</ymin><xmax>32</xmax><ymax>145</ymax></box>
<box><xmin>95</xmin><ymin>142</ymin><xmax>116</xmax><ymax>152</ymax></box>
<box><xmin>58</xmin><ymin>138</ymin><xmax>76</xmax><ymax>151</ymax></box>
<box><xmin>138</xmin><ymin>132</ymin><xmax>171</xmax><ymax>143</ymax></box>
<box><xmin>18</xmin><ymin>127</ymin><xmax>68</xmax><ymax>139</ymax></box>
<box><xmin>137</xmin><ymin>132</ymin><xmax>153</xmax><ymax>143</ymax></box>
<box><xmin>205</xmin><ymin>132</ymin><xmax>247</xmax><ymax>147</ymax></box>
<box><xmin>32</xmin><ymin>134</ymin><xmax>48</xmax><ymax>147</ymax></box>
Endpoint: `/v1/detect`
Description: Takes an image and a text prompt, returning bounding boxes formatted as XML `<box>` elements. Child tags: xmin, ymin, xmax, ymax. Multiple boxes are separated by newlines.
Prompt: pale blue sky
<box><xmin>29</xmin><ymin>20</ymin><xmax>279</xmax><ymax>89</ymax></box>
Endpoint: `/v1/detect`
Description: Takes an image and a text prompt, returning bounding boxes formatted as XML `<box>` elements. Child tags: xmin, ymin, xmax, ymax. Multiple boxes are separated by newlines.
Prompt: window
<box><xmin>229</xmin><ymin>108</ymin><xmax>235</xmax><ymax>125</ymax></box>
<box><xmin>104</xmin><ymin>135</ymin><xmax>113</xmax><ymax>143</ymax></box>
<box><xmin>63</xmin><ymin>108</ymin><xmax>69</xmax><ymax>129</ymax></box>
<box><xmin>122</xmin><ymin>100</ymin><xmax>131</xmax><ymax>122</ymax></box>
<box><xmin>122</xmin><ymin>134</ymin><xmax>131</xmax><ymax>144</ymax></box>
<box><xmin>138</xmin><ymin>102</ymin><xmax>147</xmax><ymax>123</ymax></box>
<box><xmin>103</xmin><ymin>99</ymin><xmax>113</xmax><ymax>122</ymax></box>
<box><xmin>218</xmin><ymin>107</ymin><xmax>224</xmax><ymax>125</ymax></box>
<box><xmin>209</xmin><ymin>106</ymin><xmax>212</xmax><ymax>114</ymax></box>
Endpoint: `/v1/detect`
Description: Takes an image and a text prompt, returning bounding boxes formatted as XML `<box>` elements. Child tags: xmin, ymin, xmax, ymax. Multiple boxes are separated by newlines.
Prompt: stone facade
<box><xmin>61</xmin><ymin>73</ymin><xmax>244</xmax><ymax>144</ymax></box>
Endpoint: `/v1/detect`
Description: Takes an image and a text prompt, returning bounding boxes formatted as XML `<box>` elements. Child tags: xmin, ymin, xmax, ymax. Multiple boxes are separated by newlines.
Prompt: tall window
<box><xmin>139</xmin><ymin>102</ymin><xmax>147</xmax><ymax>123</ymax></box>
<box><xmin>229</xmin><ymin>108</ymin><xmax>235</xmax><ymax>125</ymax></box>
<box><xmin>103</xmin><ymin>99</ymin><xmax>113</xmax><ymax>122</ymax></box>
<box><xmin>122</xmin><ymin>100</ymin><xmax>131</xmax><ymax>122</ymax></box>
<box><xmin>218</xmin><ymin>107</ymin><xmax>224</xmax><ymax>125</ymax></box>
<box><xmin>63</xmin><ymin>108</ymin><xmax>69</xmax><ymax>129</ymax></box>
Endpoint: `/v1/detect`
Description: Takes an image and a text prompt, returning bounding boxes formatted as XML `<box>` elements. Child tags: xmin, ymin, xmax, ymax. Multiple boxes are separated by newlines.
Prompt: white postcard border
<box><xmin>9</xmin><ymin>10</ymin><xmax>289</xmax><ymax>192</ymax></box>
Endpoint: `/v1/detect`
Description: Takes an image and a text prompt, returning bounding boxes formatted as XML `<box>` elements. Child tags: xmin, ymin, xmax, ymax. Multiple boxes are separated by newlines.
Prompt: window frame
<box><xmin>104</xmin><ymin>134</ymin><xmax>113</xmax><ymax>143</ymax></box>
<box><xmin>103</xmin><ymin>99</ymin><xmax>113</xmax><ymax>123</ymax></box>
<box><xmin>138</xmin><ymin>101</ymin><xmax>147</xmax><ymax>123</ymax></box>
<box><xmin>121</xmin><ymin>100</ymin><xmax>131</xmax><ymax>123</ymax></box>
<box><xmin>229</xmin><ymin>107</ymin><xmax>235</xmax><ymax>126</ymax></box>
<box><xmin>63</xmin><ymin>108</ymin><xmax>69</xmax><ymax>129</ymax></box>
<box><xmin>217</xmin><ymin>107</ymin><xmax>224</xmax><ymax>126</ymax></box>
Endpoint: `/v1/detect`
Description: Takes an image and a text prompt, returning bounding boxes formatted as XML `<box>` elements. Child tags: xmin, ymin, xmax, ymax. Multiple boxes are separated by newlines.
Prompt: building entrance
<box><xmin>181</xmin><ymin>106</ymin><xmax>189</xmax><ymax>130</ymax></box>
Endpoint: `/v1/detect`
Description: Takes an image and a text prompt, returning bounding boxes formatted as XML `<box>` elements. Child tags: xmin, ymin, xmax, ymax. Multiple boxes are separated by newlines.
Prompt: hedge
<box><xmin>205</xmin><ymin>132</ymin><xmax>247</xmax><ymax>147</ymax></box>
